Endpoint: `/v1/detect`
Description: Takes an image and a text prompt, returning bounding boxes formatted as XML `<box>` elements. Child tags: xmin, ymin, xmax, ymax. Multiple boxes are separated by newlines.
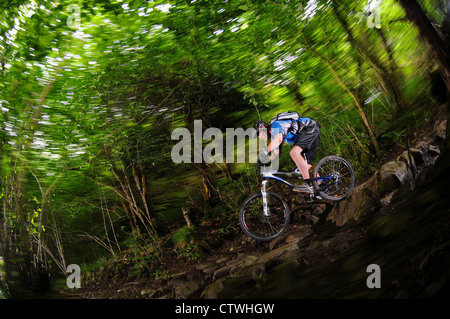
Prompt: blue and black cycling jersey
<box><xmin>270</xmin><ymin>118</ymin><xmax>312</xmax><ymax>146</ymax></box>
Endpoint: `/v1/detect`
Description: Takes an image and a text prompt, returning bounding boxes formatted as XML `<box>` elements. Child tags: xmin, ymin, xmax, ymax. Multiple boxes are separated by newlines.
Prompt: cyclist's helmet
<box><xmin>253</xmin><ymin>120</ymin><xmax>266</xmax><ymax>138</ymax></box>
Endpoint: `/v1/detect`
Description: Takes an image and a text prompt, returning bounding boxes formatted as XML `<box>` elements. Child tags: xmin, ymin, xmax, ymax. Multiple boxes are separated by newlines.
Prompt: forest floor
<box><xmin>69</xmin><ymin>111</ymin><xmax>449</xmax><ymax>299</ymax></box>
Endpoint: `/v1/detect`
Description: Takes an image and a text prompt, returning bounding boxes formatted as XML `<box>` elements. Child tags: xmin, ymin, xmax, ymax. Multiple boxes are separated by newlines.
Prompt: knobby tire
<box><xmin>239</xmin><ymin>192</ymin><xmax>290</xmax><ymax>241</ymax></box>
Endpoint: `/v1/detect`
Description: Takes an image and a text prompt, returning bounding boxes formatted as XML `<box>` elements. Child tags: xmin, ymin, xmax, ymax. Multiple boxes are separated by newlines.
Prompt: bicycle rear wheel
<box><xmin>313</xmin><ymin>155</ymin><xmax>355</xmax><ymax>202</ymax></box>
<box><xmin>239</xmin><ymin>192</ymin><xmax>290</xmax><ymax>241</ymax></box>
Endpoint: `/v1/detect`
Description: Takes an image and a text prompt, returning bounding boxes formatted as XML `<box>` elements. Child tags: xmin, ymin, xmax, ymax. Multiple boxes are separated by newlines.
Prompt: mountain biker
<box><xmin>253</xmin><ymin>116</ymin><xmax>320</xmax><ymax>193</ymax></box>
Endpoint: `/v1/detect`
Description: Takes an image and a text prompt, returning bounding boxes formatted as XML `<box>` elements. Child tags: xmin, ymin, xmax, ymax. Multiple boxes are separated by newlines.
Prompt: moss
<box><xmin>172</xmin><ymin>226</ymin><xmax>194</xmax><ymax>248</ymax></box>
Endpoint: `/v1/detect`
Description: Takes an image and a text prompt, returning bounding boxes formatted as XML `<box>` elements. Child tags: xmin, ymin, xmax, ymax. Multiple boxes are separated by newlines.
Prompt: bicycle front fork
<box><xmin>261</xmin><ymin>180</ymin><xmax>270</xmax><ymax>216</ymax></box>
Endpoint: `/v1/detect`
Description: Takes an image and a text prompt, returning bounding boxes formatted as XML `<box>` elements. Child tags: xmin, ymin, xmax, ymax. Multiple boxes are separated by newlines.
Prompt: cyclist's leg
<box><xmin>291</xmin><ymin>152</ymin><xmax>314</xmax><ymax>193</ymax></box>
<box><xmin>290</xmin><ymin>145</ymin><xmax>310</xmax><ymax>179</ymax></box>
<box><xmin>304</xmin><ymin>129</ymin><xmax>321</xmax><ymax>184</ymax></box>
<box><xmin>293</xmin><ymin>128</ymin><xmax>320</xmax><ymax>182</ymax></box>
<box><xmin>303</xmin><ymin>152</ymin><xmax>312</xmax><ymax>171</ymax></box>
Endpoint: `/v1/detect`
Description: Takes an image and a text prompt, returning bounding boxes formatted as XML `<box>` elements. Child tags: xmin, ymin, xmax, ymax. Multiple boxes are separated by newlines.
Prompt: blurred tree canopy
<box><xmin>0</xmin><ymin>0</ymin><xmax>448</xmax><ymax>296</ymax></box>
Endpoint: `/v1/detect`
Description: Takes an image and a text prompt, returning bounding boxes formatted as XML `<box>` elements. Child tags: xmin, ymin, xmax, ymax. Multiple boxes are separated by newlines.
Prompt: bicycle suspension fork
<box><xmin>261</xmin><ymin>179</ymin><xmax>270</xmax><ymax>216</ymax></box>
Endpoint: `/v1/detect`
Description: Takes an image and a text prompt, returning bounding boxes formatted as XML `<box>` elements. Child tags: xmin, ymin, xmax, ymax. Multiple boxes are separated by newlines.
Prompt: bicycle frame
<box><xmin>261</xmin><ymin>169</ymin><xmax>301</xmax><ymax>188</ymax></box>
<box><xmin>259</xmin><ymin>168</ymin><xmax>338</xmax><ymax>194</ymax></box>
<box><xmin>259</xmin><ymin>152</ymin><xmax>332</xmax><ymax>190</ymax></box>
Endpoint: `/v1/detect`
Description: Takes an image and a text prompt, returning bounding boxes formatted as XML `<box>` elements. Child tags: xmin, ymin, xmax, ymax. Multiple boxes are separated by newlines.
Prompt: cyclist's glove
<box><xmin>258</xmin><ymin>148</ymin><xmax>271</xmax><ymax>166</ymax></box>
<box><xmin>257</xmin><ymin>158</ymin><xmax>271</xmax><ymax>167</ymax></box>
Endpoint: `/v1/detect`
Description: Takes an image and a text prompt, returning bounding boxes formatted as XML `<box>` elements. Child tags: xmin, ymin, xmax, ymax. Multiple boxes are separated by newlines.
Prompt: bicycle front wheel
<box><xmin>239</xmin><ymin>192</ymin><xmax>290</xmax><ymax>241</ymax></box>
<box><xmin>313</xmin><ymin>155</ymin><xmax>355</xmax><ymax>202</ymax></box>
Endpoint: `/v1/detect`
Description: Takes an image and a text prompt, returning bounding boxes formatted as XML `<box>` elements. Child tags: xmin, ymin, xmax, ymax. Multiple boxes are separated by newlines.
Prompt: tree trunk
<box><xmin>398</xmin><ymin>0</ymin><xmax>450</xmax><ymax>92</ymax></box>
<box><xmin>397</xmin><ymin>0</ymin><xmax>450</xmax><ymax>152</ymax></box>
<box><xmin>397</xmin><ymin>0</ymin><xmax>450</xmax><ymax>93</ymax></box>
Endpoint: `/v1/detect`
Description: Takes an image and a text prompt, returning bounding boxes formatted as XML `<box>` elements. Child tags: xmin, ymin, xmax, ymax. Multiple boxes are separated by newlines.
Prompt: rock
<box><xmin>174</xmin><ymin>281</ymin><xmax>200</xmax><ymax>299</ymax></box>
<box><xmin>252</xmin><ymin>263</ymin><xmax>265</xmax><ymax>281</ymax></box>
<box><xmin>414</xmin><ymin>137</ymin><xmax>434</xmax><ymax>151</ymax></box>
<box><xmin>258</xmin><ymin>241</ymin><xmax>300</xmax><ymax>266</ymax></box>
<box><xmin>229</xmin><ymin>255</ymin><xmax>259</xmax><ymax>278</ymax></box>
<box><xmin>236</xmin><ymin>255</ymin><xmax>259</xmax><ymax>267</ymax></box>
<box><xmin>380</xmin><ymin>160</ymin><xmax>412</xmax><ymax>193</ymax></box>
<box><xmin>397</xmin><ymin>150</ymin><xmax>416</xmax><ymax>171</ymax></box>
<box><xmin>290</xmin><ymin>225</ymin><xmax>313</xmax><ymax>241</ymax></box>
<box><xmin>216</xmin><ymin>256</ymin><xmax>231</xmax><ymax>265</ymax></box>
<box><xmin>203</xmin><ymin>265</ymin><xmax>219</xmax><ymax>276</ymax></box>
<box><xmin>329</xmin><ymin>158</ymin><xmax>417</xmax><ymax>226</ymax></box>
<box><xmin>269</xmin><ymin>235</ymin><xmax>286</xmax><ymax>250</ymax></box>
<box><xmin>409</xmin><ymin>148</ymin><xmax>425</xmax><ymax>167</ymax></box>
<box><xmin>428</xmin><ymin>144</ymin><xmax>440</xmax><ymax>157</ymax></box>
<box><xmin>213</xmin><ymin>265</ymin><xmax>232</xmax><ymax>278</ymax></box>
<box><xmin>195</xmin><ymin>262</ymin><xmax>215</xmax><ymax>272</ymax></box>
<box><xmin>312</xmin><ymin>204</ymin><xmax>327</xmax><ymax>215</ymax></box>
<box><xmin>327</xmin><ymin>172</ymin><xmax>383</xmax><ymax>226</ymax></box>
<box><xmin>286</xmin><ymin>234</ymin><xmax>302</xmax><ymax>245</ymax></box>
<box><xmin>171</xmin><ymin>271</ymin><xmax>189</xmax><ymax>280</ymax></box>
<box><xmin>434</xmin><ymin>120</ymin><xmax>447</xmax><ymax>140</ymax></box>
<box><xmin>200</xmin><ymin>278</ymin><xmax>225</xmax><ymax>299</ymax></box>
<box><xmin>268</xmin><ymin>225</ymin><xmax>311</xmax><ymax>250</ymax></box>
<box><xmin>390</xmin><ymin>180</ymin><xmax>414</xmax><ymax>204</ymax></box>
<box><xmin>310</xmin><ymin>215</ymin><xmax>320</xmax><ymax>224</ymax></box>
<box><xmin>380</xmin><ymin>191</ymin><xmax>395</xmax><ymax>207</ymax></box>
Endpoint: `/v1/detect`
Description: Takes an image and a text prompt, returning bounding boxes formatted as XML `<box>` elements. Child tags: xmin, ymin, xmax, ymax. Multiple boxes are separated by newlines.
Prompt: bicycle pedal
<box><xmin>307</xmin><ymin>194</ymin><xmax>323</xmax><ymax>202</ymax></box>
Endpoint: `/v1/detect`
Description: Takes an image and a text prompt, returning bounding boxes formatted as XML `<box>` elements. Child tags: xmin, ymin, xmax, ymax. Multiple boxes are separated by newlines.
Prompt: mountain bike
<box><xmin>239</xmin><ymin>155</ymin><xmax>355</xmax><ymax>241</ymax></box>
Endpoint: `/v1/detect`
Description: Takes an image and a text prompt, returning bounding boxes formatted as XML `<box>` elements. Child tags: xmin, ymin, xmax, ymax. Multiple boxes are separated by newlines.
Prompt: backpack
<box><xmin>269</xmin><ymin>111</ymin><xmax>300</xmax><ymax>125</ymax></box>
<box><xmin>268</xmin><ymin>111</ymin><xmax>300</xmax><ymax>134</ymax></box>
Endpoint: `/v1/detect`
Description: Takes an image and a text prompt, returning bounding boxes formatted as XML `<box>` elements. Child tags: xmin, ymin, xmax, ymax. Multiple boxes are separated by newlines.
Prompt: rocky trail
<box><xmin>80</xmin><ymin>119</ymin><xmax>449</xmax><ymax>299</ymax></box>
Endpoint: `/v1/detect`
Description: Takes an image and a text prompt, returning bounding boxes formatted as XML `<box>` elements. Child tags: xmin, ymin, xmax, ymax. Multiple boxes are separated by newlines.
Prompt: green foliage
<box><xmin>171</xmin><ymin>226</ymin><xmax>200</xmax><ymax>261</ymax></box>
<box><xmin>172</xmin><ymin>226</ymin><xmax>194</xmax><ymax>248</ymax></box>
<box><xmin>0</xmin><ymin>0</ymin><xmax>447</xmax><ymax>294</ymax></box>
<box><xmin>175</xmin><ymin>244</ymin><xmax>201</xmax><ymax>262</ymax></box>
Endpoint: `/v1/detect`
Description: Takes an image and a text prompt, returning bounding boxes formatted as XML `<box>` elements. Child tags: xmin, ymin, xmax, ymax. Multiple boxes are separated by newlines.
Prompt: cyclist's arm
<box><xmin>269</xmin><ymin>148</ymin><xmax>280</xmax><ymax>162</ymax></box>
<box><xmin>267</xmin><ymin>132</ymin><xmax>283</xmax><ymax>154</ymax></box>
